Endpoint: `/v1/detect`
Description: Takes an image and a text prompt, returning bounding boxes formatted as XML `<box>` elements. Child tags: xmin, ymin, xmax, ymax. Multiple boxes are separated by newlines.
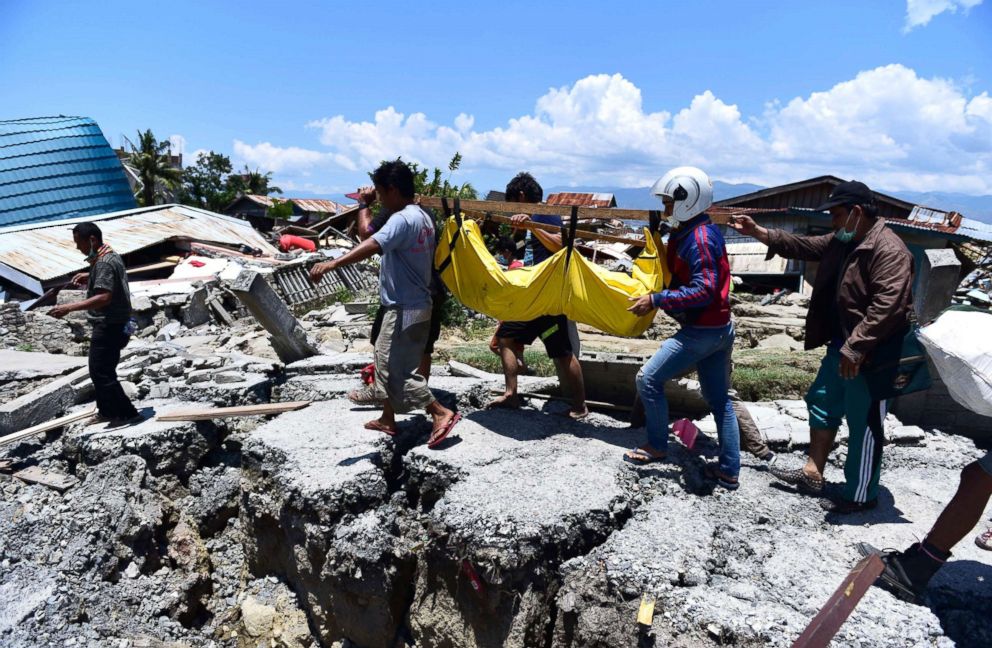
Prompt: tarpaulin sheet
<box><xmin>918</xmin><ymin>308</ymin><xmax>992</xmax><ymax>417</ymax></box>
<box><xmin>434</xmin><ymin>217</ymin><xmax>670</xmax><ymax>337</ymax></box>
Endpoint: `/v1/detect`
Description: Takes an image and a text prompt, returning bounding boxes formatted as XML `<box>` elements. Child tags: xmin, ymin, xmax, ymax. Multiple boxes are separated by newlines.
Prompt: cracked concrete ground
<box><xmin>2</xmin><ymin>345</ymin><xmax>991</xmax><ymax>648</ymax></box>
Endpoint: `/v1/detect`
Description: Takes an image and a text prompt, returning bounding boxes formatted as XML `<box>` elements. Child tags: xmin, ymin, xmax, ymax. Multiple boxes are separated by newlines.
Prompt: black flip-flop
<box><xmin>623</xmin><ymin>448</ymin><xmax>666</xmax><ymax>465</ymax></box>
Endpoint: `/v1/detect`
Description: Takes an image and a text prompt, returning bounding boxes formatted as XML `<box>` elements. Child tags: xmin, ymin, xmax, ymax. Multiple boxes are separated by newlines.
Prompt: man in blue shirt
<box><xmin>310</xmin><ymin>160</ymin><xmax>461</xmax><ymax>448</ymax></box>
<box><xmin>488</xmin><ymin>172</ymin><xmax>588</xmax><ymax>419</ymax></box>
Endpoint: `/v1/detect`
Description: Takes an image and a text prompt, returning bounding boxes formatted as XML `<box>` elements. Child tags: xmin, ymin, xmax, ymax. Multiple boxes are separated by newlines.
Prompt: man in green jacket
<box><xmin>730</xmin><ymin>181</ymin><xmax>915</xmax><ymax>513</ymax></box>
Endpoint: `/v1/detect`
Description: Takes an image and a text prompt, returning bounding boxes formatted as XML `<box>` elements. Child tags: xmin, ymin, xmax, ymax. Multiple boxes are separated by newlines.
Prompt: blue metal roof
<box><xmin>0</xmin><ymin>116</ymin><xmax>137</xmax><ymax>227</ymax></box>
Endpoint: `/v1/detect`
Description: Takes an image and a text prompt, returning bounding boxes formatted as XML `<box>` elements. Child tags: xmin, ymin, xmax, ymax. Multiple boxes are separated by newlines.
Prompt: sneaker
<box><xmin>820</xmin><ymin>497</ymin><xmax>878</xmax><ymax>514</ymax></box>
<box><xmin>769</xmin><ymin>456</ymin><xmax>824</xmax><ymax>493</ymax></box>
<box><xmin>856</xmin><ymin>542</ymin><xmax>942</xmax><ymax>605</ymax></box>
<box><xmin>975</xmin><ymin>527</ymin><xmax>992</xmax><ymax>551</ymax></box>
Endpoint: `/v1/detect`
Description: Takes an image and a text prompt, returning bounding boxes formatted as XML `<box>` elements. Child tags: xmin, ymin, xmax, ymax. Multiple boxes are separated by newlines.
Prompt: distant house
<box><xmin>0</xmin><ymin>116</ymin><xmax>137</xmax><ymax>227</ymax></box>
<box><xmin>546</xmin><ymin>192</ymin><xmax>617</xmax><ymax>208</ymax></box>
<box><xmin>713</xmin><ymin>175</ymin><xmax>992</xmax><ymax>294</ymax></box>
<box><xmin>223</xmin><ymin>194</ymin><xmax>350</xmax><ymax>231</ymax></box>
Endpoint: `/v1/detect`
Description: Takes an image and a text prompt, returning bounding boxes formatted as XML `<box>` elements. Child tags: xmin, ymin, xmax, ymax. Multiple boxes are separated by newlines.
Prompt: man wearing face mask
<box><xmin>49</xmin><ymin>222</ymin><xmax>141</xmax><ymax>427</ymax></box>
<box><xmin>729</xmin><ymin>180</ymin><xmax>915</xmax><ymax>514</ymax></box>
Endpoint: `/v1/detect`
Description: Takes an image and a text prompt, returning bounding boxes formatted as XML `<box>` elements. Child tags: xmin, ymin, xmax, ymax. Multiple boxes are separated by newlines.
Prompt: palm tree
<box><xmin>128</xmin><ymin>130</ymin><xmax>182</xmax><ymax>206</ymax></box>
<box><xmin>243</xmin><ymin>166</ymin><xmax>282</xmax><ymax>196</ymax></box>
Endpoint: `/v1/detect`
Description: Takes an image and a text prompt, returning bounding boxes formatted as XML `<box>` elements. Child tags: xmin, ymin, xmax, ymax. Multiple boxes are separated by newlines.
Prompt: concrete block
<box><xmin>0</xmin><ymin>366</ymin><xmax>90</xmax><ymax>434</ymax></box>
<box><xmin>228</xmin><ymin>270</ymin><xmax>319</xmax><ymax>364</ymax></box>
<box><xmin>915</xmin><ymin>248</ymin><xmax>960</xmax><ymax>324</ymax></box>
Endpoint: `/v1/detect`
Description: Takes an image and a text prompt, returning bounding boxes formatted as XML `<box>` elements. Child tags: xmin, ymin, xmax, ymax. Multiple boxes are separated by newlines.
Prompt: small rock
<box><xmin>241</xmin><ymin>597</ymin><xmax>276</xmax><ymax>637</ymax></box>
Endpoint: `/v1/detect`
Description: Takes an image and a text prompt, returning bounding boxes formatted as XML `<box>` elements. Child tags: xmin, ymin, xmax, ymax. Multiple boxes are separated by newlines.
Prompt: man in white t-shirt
<box><xmin>310</xmin><ymin>160</ymin><xmax>461</xmax><ymax>448</ymax></box>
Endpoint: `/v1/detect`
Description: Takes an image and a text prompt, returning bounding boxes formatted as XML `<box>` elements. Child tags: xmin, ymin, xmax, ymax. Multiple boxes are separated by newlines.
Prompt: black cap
<box><xmin>815</xmin><ymin>180</ymin><xmax>876</xmax><ymax>212</ymax></box>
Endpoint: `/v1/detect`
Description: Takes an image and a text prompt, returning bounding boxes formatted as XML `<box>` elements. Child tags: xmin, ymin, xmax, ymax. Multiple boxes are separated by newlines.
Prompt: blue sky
<box><xmin>2</xmin><ymin>0</ymin><xmax>990</xmax><ymax>198</ymax></box>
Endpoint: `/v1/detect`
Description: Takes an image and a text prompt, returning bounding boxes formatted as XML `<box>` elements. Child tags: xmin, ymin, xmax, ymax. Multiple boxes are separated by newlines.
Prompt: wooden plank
<box><xmin>418</xmin><ymin>195</ymin><xmax>732</xmax><ymax>225</ymax></box>
<box><xmin>125</xmin><ymin>260</ymin><xmax>179</xmax><ymax>275</ymax></box>
<box><xmin>791</xmin><ymin>553</ymin><xmax>885</xmax><ymax>648</ymax></box>
<box><xmin>490</xmin><ymin>388</ymin><xmax>632</xmax><ymax>413</ymax></box>
<box><xmin>0</xmin><ymin>406</ymin><xmax>97</xmax><ymax>448</ymax></box>
<box><xmin>460</xmin><ymin>210</ymin><xmax>649</xmax><ymax>247</ymax></box>
<box><xmin>14</xmin><ymin>465</ymin><xmax>79</xmax><ymax>492</ymax></box>
<box><xmin>155</xmin><ymin>401</ymin><xmax>311</xmax><ymax>422</ymax></box>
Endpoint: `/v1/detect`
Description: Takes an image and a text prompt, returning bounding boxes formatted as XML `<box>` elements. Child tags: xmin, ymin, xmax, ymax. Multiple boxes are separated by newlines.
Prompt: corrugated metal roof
<box><xmin>546</xmin><ymin>192</ymin><xmax>616</xmax><ymax>208</ymax></box>
<box><xmin>0</xmin><ymin>204</ymin><xmax>277</xmax><ymax>292</ymax></box>
<box><xmin>0</xmin><ymin>116</ymin><xmax>137</xmax><ymax>227</ymax></box>
<box><xmin>243</xmin><ymin>194</ymin><xmax>346</xmax><ymax>213</ymax></box>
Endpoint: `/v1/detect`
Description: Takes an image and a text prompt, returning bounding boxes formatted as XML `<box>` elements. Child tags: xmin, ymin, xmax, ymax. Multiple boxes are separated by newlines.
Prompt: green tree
<box><xmin>267</xmin><ymin>197</ymin><xmax>295</xmax><ymax>225</ymax></box>
<box><xmin>227</xmin><ymin>165</ymin><xmax>282</xmax><ymax>197</ymax></box>
<box><xmin>128</xmin><ymin>129</ymin><xmax>182</xmax><ymax>206</ymax></box>
<box><xmin>179</xmin><ymin>151</ymin><xmax>234</xmax><ymax>211</ymax></box>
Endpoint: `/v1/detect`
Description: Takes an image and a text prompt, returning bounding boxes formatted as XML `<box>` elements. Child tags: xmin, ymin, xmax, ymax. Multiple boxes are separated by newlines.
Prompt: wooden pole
<box><xmin>460</xmin><ymin>210</ymin><xmax>649</xmax><ymax>248</ymax></box>
<box><xmin>417</xmin><ymin>195</ymin><xmax>732</xmax><ymax>225</ymax></box>
<box><xmin>791</xmin><ymin>553</ymin><xmax>885</xmax><ymax>648</ymax></box>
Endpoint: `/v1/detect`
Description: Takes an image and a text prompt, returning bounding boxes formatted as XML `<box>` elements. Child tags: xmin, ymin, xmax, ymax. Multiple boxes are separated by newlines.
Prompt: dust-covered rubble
<box><xmin>2</xmin><ymin>323</ymin><xmax>991</xmax><ymax>647</ymax></box>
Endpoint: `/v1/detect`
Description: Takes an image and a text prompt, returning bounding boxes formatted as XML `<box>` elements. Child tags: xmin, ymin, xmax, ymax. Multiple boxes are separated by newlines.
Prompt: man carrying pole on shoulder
<box><xmin>310</xmin><ymin>160</ymin><xmax>461</xmax><ymax>448</ymax></box>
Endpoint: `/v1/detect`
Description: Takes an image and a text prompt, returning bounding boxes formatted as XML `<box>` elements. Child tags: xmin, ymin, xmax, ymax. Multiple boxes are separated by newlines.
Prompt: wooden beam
<box><xmin>791</xmin><ymin>553</ymin><xmax>885</xmax><ymax>648</ymax></box>
<box><xmin>418</xmin><ymin>195</ymin><xmax>731</xmax><ymax>225</ymax></box>
<box><xmin>0</xmin><ymin>406</ymin><xmax>97</xmax><ymax>448</ymax></box>
<box><xmin>14</xmin><ymin>465</ymin><xmax>78</xmax><ymax>492</ymax></box>
<box><xmin>490</xmin><ymin>388</ymin><xmax>632</xmax><ymax>413</ymax></box>
<box><xmin>126</xmin><ymin>260</ymin><xmax>179</xmax><ymax>276</ymax></box>
<box><xmin>460</xmin><ymin>210</ymin><xmax>648</xmax><ymax>247</ymax></box>
<box><xmin>155</xmin><ymin>401</ymin><xmax>311</xmax><ymax>422</ymax></box>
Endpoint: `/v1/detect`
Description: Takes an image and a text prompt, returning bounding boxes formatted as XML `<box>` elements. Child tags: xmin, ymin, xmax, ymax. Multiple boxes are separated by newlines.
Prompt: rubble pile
<box><xmin>2</xmin><ymin>339</ymin><xmax>991</xmax><ymax>647</ymax></box>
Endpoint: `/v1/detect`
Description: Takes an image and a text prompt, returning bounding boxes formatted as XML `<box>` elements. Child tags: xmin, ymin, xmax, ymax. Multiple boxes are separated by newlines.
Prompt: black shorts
<box><xmin>370</xmin><ymin>295</ymin><xmax>445</xmax><ymax>353</ymax></box>
<box><xmin>496</xmin><ymin>314</ymin><xmax>572</xmax><ymax>359</ymax></box>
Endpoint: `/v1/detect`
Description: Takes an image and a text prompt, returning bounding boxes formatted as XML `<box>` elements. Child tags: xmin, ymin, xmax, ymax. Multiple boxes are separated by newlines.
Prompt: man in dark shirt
<box><xmin>49</xmin><ymin>222</ymin><xmax>140</xmax><ymax>426</ymax></box>
<box><xmin>488</xmin><ymin>172</ymin><xmax>588</xmax><ymax>419</ymax></box>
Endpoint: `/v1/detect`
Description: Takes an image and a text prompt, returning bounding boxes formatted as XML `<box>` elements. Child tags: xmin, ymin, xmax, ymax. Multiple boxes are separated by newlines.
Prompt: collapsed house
<box><xmin>713</xmin><ymin>175</ymin><xmax>992</xmax><ymax>295</ymax></box>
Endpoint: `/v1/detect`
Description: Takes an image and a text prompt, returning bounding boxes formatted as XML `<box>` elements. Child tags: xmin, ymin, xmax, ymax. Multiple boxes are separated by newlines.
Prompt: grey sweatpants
<box><xmin>373</xmin><ymin>308</ymin><xmax>435</xmax><ymax>413</ymax></box>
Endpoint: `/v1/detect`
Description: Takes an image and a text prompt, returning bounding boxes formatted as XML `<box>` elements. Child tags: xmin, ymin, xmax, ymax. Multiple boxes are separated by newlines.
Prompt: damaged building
<box><xmin>1</xmin><ymin>132</ymin><xmax>991</xmax><ymax>648</ymax></box>
<box><xmin>714</xmin><ymin>175</ymin><xmax>992</xmax><ymax>294</ymax></box>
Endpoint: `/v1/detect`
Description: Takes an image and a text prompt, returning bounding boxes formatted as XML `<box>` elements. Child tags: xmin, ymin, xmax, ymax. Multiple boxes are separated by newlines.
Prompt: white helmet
<box><xmin>650</xmin><ymin>166</ymin><xmax>713</xmax><ymax>223</ymax></box>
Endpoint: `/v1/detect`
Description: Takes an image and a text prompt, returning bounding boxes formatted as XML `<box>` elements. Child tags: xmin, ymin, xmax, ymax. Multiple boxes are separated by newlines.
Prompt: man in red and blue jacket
<box><xmin>625</xmin><ymin>167</ymin><xmax>741</xmax><ymax>490</ymax></box>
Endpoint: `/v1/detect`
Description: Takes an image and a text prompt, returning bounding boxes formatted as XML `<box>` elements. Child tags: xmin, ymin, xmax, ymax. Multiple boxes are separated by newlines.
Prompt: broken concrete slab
<box><xmin>240</xmin><ymin>399</ymin><xmax>412</xmax><ymax>647</ymax></box>
<box><xmin>228</xmin><ymin>269</ymin><xmax>319</xmax><ymax>364</ymax></box>
<box><xmin>167</xmin><ymin>372</ymin><xmax>271</xmax><ymax>406</ymax></box>
<box><xmin>403</xmin><ymin>409</ymin><xmax>644</xmax><ymax>648</ymax></box>
<box><xmin>283</xmin><ymin>352</ymin><xmax>373</xmax><ymax>376</ymax></box>
<box><xmin>0</xmin><ymin>349</ymin><xmax>87</xmax><ymax>382</ymax></box>
<box><xmin>553</xmin><ymin>457</ymin><xmax>951</xmax><ymax>648</ymax></box>
<box><xmin>0</xmin><ymin>365</ymin><xmax>91</xmax><ymax>435</ymax></box>
<box><xmin>65</xmin><ymin>401</ymin><xmax>223</xmax><ymax>480</ymax></box>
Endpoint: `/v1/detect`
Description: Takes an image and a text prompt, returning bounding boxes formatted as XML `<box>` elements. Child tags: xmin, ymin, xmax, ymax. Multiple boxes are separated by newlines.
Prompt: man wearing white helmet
<box><xmin>626</xmin><ymin>167</ymin><xmax>741</xmax><ymax>490</ymax></box>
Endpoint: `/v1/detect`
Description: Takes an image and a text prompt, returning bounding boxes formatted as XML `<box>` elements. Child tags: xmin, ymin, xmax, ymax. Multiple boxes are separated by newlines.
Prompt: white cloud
<box><xmin>229</xmin><ymin>67</ymin><xmax>992</xmax><ymax>196</ymax></box>
<box><xmin>904</xmin><ymin>0</ymin><xmax>984</xmax><ymax>32</ymax></box>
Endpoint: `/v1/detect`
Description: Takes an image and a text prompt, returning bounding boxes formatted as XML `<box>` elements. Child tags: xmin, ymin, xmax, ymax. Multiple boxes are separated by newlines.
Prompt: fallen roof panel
<box><xmin>0</xmin><ymin>203</ymin><xmax>278</xmax><ymax>292</ymax></box>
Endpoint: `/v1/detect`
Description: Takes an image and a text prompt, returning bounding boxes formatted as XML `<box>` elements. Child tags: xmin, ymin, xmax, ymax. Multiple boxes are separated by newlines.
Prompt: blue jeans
<box><xmin>636</xmin><ymin>323</ymin><xmax>741</xmax><ymax>477</ymax></box>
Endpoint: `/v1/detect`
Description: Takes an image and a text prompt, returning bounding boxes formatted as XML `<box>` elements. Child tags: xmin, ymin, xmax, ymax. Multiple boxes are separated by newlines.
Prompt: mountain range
<box><xmin>547</xmin><ymin>182</ymin><xmax>992</xmax><ymax>224</ymax></box>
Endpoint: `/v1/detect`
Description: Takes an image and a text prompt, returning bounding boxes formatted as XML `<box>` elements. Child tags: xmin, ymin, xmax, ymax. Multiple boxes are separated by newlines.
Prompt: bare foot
<box><xmin>487</xmin><ymin>393</ymin><xmax>522</xmax><ymax>409</ymax></box>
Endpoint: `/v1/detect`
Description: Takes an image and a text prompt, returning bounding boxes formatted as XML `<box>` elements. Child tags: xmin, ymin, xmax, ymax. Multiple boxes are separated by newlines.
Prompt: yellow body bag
<box><xmin>434</xmin><ymin>216</ymin><xmax>670</xmax><ymax>338</ymax></box>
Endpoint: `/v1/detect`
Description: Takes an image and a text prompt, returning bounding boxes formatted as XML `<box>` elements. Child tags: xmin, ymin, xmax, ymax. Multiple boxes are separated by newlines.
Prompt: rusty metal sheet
<box><xmin>546</xmin><ymin>192</ymin><xmax>616</xmax><ymax>208</ymax></box>
<box><xmin>0</xmin><ymin>204</ymin><xmax>278</xmax><ymax>288</ymax></box>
